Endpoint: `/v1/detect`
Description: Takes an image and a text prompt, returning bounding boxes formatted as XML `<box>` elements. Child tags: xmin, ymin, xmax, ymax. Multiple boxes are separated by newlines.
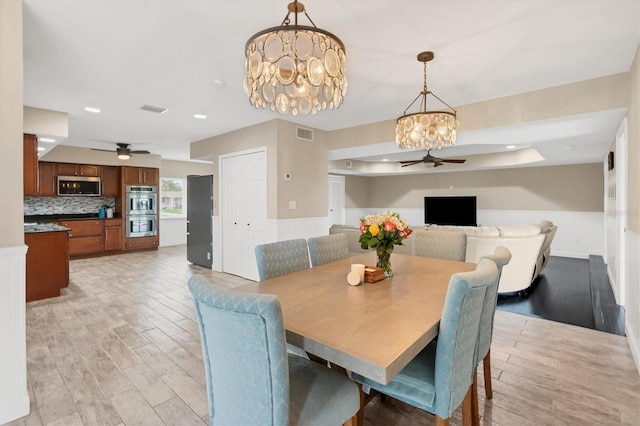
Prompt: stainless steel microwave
<box><xmin>57</xmin><ymin>176</ymin><xmax>101</xmax><ymax>196</ymax></box>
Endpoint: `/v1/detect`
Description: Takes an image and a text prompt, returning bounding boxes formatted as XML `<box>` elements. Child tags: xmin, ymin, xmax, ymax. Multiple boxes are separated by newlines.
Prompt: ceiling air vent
<box><xmin>296</xmin><ymin>126</ymin><xmax>314</xmax><ymax>141</ymax></box>
<box><xmin>139</xmin><ymin>104</ymin><xmax>169</xmax><ymax>114</ymax></box>
<box><xmin>345</xmin><ymin>160</ymin><xmax>353</xmax><ymax>168</ymax></box>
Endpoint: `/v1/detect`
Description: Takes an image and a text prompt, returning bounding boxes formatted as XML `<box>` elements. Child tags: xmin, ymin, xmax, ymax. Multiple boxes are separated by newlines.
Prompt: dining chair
<box><xmin>188</xmin><ymin>275</ymin><xmax>359</xmax><ymax>426</ymax></box>
<box><xmin>351</xmin><ymin>258</ymin><xmax>499</xmax><ymax>426</ymax></box>
<box><xmin>413</xmin><ymin>230</ymin><xmax>467</xmax><ymax>261</ymax></box>
<box><xmin>474</xmin><ymin>246</ymin><xmax>512</xmax><ymax>404</ymax></box>
<box><xmin>255</xmin><ymin>238</ymin><xmax>310</xmax><ymax>281</ymax></box>
<box><xmin>307</xmin><ymin>233</ymin><xmax>350</xmax><ymax>267</ymax></box>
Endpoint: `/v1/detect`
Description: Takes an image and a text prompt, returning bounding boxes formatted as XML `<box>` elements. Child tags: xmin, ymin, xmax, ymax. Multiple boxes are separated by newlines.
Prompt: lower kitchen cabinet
<box><xmin>25</xmin><ymin>230</ymin><xmax>69</xmax><ymax>302</ymax></box>
<box><xmin>60</xmin><ymin>219</ymin><xmax>104</xmax><ymax>257</ymax></box>
<box><xmin>104</xmin><ymin>218</ymin><xmax>122</xmax><ymax>251</ymax></box>
<box><xmin>124</xmin><ymin>236</ymin><xmax>158</xmax><ymax>251</ymax></box>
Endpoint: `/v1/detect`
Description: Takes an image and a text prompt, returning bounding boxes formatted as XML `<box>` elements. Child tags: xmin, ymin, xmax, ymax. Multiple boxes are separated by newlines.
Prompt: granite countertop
<box><xmin>24</xmin><ymin>223</ymin><xmax>71</xmax><ymax>234</ymax></box>
<box><xmin>25</xmin><ymin>213</ymin><xmax>100</xmax><ymax>223</ymax></box>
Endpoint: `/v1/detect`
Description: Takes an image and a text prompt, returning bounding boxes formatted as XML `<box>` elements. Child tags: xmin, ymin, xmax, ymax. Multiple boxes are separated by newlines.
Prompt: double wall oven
<box><xmin>126</xmin><ymin>185</ymin><xmax>157</xmax><ymax>238</ymax></box>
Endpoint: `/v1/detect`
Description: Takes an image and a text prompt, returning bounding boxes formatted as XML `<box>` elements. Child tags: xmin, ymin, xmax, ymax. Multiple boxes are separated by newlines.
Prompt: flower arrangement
<box><xmin>358</xmin><ymin>212</ymin><xmax>412</xmax><ymax>277</ymax></box>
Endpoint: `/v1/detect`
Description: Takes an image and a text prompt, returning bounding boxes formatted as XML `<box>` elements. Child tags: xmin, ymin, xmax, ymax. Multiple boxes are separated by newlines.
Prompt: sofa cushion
<box><xmin>497</xmin><ymin>224</ymin><xmax>541</xmax><ymax>237</ymax></box>
<box><xmin>428</xmin><ymin>225</ymin><xmax>500</xmax><ymax>237</ymax></box>
<box><xmin>533</xmin><ymin>220</ymin><xmax>553</xmax><ymax>233</ymax></box>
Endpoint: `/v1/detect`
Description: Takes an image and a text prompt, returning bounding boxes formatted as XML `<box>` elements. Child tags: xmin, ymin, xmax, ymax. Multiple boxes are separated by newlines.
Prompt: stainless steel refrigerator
<box><xmin>187</xmin><ymin>175</ymin><xmax>213</xmax><ymax>268</ymax></box>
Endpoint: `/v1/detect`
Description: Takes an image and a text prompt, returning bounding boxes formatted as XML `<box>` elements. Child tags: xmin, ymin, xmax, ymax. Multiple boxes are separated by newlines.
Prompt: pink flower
<box><xmin>400</xmin><ymin>229</ymin><xmax>412</xmax><ymax>238</ymax></box>
<box><xmin>360</xmin><ymin>222</ymin><xmax>366</xmax><ymax>233</ymax></box>
<box><xmin>383</xmin><ymin>221</ymin><xmax>397</xmax><ymax>232</ymax></box>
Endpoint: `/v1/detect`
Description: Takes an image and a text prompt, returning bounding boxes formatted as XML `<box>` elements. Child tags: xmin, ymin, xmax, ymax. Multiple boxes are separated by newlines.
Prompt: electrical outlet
<box><xmin>289</xmin><ymin>201</ymin><xmax>297</xmax><ymax>210</ymax></box>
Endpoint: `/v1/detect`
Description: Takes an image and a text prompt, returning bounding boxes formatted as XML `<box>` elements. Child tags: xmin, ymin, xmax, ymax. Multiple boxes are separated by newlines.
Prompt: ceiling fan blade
<box><xmin>440</xmin><ymin>159</ymin><xmax>466</xmax><ymax>163</ymax></box>
<box><xmin>400</xmin><ymin>160</ymin><xmax>425</xmax><ymax>167</ymax></box>
<box><xmin>90</xmin><ymin>148</ymin><xmax>115</xmax><ymax>152</ymax></box>
<box><xmin>130</xmin><ymin>150</ymin><xmax>151</xmax><ymax>154</ymax></box>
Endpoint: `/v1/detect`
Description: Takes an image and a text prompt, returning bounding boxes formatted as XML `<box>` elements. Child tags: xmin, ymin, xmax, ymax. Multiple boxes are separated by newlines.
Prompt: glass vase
<box><xmin>376</xmin><ymin>245</ymin><xmax>393</xmax><ymax>277</ymax></box>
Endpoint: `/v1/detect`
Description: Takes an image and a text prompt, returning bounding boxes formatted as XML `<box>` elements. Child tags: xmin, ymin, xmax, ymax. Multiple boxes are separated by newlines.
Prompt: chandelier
<box><xmin>244</xmin><ymin>1</ymin><xmax>347</xmax><ymax>116</ymax></box>
<box><xmin>396</xmin><ymin>51</ymin><xmax>458</xmax><ymax>150</ymax></box>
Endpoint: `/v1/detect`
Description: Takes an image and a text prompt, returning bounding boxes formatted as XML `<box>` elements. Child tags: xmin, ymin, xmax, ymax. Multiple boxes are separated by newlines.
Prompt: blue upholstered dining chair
<box><xmin>351</xmin><ymin>258</ymin><xmax>498</xmax><ymax>426</ymax></box>
<box><xmin>255</xmin><ymin>239</ymin><xmax>310</xmax><ymax>281</ymax></box>
<box><xmin>188</xmin><ymin>275</ymin><xmax>359</xmax><ymax>426</ymax></box>
<box><xmin>475</xmin><ymin>246</ymin><xmax>512</xmax><ymax>400</ymax></box>
<box><xmin>413</xmin><ymin>230</ymin><xmax>467</xmax><ymax>261</ymax></box>
<box><xmin>307</xmin><ymin>234</ymin><xmax>350</xmax><ymax>267</ymax></box>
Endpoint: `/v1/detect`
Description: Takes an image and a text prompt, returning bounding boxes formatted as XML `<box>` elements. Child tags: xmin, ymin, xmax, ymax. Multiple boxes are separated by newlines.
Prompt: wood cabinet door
<box><xmin>101</xmin><ymin>166</ymin><xmax>120</xmax><ymax>197</ymax></box>
<box><xmin>56</xmin><ymin>163</ymin><xmax>78</xmax><ymax>176</ymax></box>
<box><xmin>38</xmin><ymin>162</ymin><xmax>57</xmax><ymax>196</ymax></box>
<box><xmin>123</xmin><ymin>166</ymin><xmax>142</xmax><ymax>185</ymax></box>
<box><xmin>104</xmin><ymin>225</ymin><xmax>122</xmax><ymax>251</ymax></box>
<box><xmin>69</xmin><ymin>236</ymin><xmax>104</xmax><ymax>256</ymax></box>
<box><xmin>142</xmin><ymin>168</ymin><xmax>159</xmax><ymax>186</ymax></box>
<box><xmin>60</xmin><ymin>220</ymin><xmax>103</xmax><ymax>237</ymax></box>
<box><xmin>79</xmin><ymin>164</ymin><xmax>100</xmax><ymax>177</ymax></box>
<box><xmin>124</xmin><ymin>236</ymin><xmax>158</xmax><ymax>251</ymax></box>
<box><xmin>23</xmin><ymin>134</ymin><xmax>38</xmax><ymax>196</ymax></box>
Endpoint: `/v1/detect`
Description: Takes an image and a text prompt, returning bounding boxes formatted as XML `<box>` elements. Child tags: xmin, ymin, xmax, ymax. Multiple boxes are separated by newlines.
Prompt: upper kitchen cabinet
<box><xmin>23</xmin><ymin>134</ymin><xmax>38</xmax><ymax>196</ymax></box>
<box><xmin>101</xmin><ymin>166</ymin><xmax>120</xmax><ymax>197</ymax></box>
<box><xmin>57</xmin><ymin>163</ymin><xmax>100</xmax><ymax>177</ymax></box>
<box><xmin>38</xmin><ymin>162</ymin><xmax>56</xmax><ymax>197</ymax></box>
<box><xmin>122</xmin><ymin>167</ymin><xmax>159</xmax><ymax>186</ymax></box>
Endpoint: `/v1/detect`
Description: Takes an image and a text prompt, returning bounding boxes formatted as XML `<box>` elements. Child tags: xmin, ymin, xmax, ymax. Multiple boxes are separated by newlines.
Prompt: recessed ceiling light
<box><xmin>193</xmin><ymin>114</ymin><xmax>207</xmax><ymax>119</ymax></box>
<box><xmin>38</xmin><ymin>137</ymin><xmax>55</xmax><ymax>143</ymax></box>
<box><xmin>381</xmin><ymin>158</ymin><xmax>389</xmax><ymax>162</ymax></box>
<box><xmin>506</xmin><ymin>145</ymin><xmax>516</xmax><ymax>149</ymax></box>
<box><xmin>84</xmin><ymin>106</ymin><xmax>101</xmax><ymax>113</ymax></box>
<box><xmin>213</xmin><ymin>79</ymin><xmax>225</xmax><ymax>88</ymax></box>
<box><xmin>37</xmin><ymin>147</ymin><xmax>45</xmax><ymax>151</ymax></box>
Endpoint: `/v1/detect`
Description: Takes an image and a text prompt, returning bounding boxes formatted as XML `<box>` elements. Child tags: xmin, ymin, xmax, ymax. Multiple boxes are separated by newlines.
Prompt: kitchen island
<box><xmin>24</xmin><ymin>223</ymin><xmax>70</xmax><ymax>302</ymax></box>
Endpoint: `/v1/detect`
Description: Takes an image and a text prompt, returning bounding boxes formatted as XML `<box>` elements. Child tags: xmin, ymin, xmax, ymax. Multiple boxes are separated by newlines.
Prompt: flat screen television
<box><xmin>424</xmin><ymin>196</ymin><xmax>477</xmax><ymax>226</ymax></box>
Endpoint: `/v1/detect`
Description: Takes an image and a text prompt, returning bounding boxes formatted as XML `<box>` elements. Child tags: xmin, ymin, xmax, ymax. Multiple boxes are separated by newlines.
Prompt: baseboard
<box><xmin>0</xmin><ymin>393</ymin><xmax>30</xmax><ymax>425</ymax></box>
<box><xmin>550</xmin><ymin>251</ymin><xmax>589</xmax><ymax>259</ymax></box>
<box><xmin>626</xmin><ymin>320</ymin><xmax>640</xmax><ymax>375</ymax></box>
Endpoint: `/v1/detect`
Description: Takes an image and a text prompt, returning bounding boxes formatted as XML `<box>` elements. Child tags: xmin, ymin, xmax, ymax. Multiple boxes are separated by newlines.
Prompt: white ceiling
<box><xmin>23</xmin><ymin>0</ymin><xmax>640</xmax><ymax>172</ymax></box>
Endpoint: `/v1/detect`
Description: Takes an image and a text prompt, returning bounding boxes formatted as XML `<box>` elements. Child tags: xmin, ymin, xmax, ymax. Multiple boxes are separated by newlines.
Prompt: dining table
<box><xmin>234</xmin><ymin>251</ymin><xmax>476</xmax><ymax>385</ymax></box>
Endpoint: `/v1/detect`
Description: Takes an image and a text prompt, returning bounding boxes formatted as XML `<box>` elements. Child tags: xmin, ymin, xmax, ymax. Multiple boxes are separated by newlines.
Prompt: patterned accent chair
<box><xmin>307</xmin><ymin>234</ymin><xmax>350</xmax><ymax>267</ymax></box>
<box><xmin>351</xmin><ymin>259</ymin><xmax>498</xmax><ymax>426</ymax></box>
<box><xmin>188</xmin><ymin>276</ymin><xmax>359</xmax><ymax>426</ymax></box>
<box><xmin>413</xmin><ymin>230</ymin><xmax>467</xmax><ymax>261</ymax></box>
<box><xmin>255</xmin><ymin>239</ymin><xmax>310</xmax><ymax>281</ymax></box>
<box><xmin>474</xmin><ymin>246</ymin><xmax>512</xmax><ymax>406</ymax></box>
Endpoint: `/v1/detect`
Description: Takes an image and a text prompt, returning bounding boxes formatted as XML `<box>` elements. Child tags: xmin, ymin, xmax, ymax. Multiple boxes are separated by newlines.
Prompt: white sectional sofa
<box><xmin>329</xmin><ymin>220</ymin><xmax>557</xmax><ymax>294</ymax></box>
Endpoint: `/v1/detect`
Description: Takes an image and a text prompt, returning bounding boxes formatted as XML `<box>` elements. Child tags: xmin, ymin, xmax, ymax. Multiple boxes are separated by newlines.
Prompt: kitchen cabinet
<box><xmin>24</xmin><ymin>134</ymin><xmax>38</xmax><ymax>196</ymax></box>
<box><xmin>25</xmin><ymin>230</ymin><xmax>69</xmax><ymax>302</ymax></box>
<box><xmin>60</xmin><ymin>219</ymin><xmax>104</xmax><ymax>257</ymax></box>
<box><xmin>57</xmin><ymin>163</ymin><xmax>100</xmax><ymax>177</ymax></box>
<box><xmin>124</xmin><ymin>235</ymin><xmax>158</xmax><ymax>251</ymax></box>
<box><xmin>101</xmin><ymin>165</ymin><xmax>120</xmax><ymax>197</ymax></box>
<box><xmin>122</xmin><ymin>166</ymin><xmax>159</xmax><ymax>186</ymax></box>
<box><xmin>104</xmin><ymin>218</ymin><xmax>122</xmax><ymax>251</ymax></box>
<box><xmin>38</xmin><ymin>161</ymin><xmax>57</xmax><ymax>196</ymax></box>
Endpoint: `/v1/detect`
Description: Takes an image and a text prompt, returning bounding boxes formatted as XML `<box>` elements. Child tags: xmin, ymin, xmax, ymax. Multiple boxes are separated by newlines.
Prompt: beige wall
<box><xmin>276</xmin><ymin>120</ymin><xmax>328</xmax><ymax>219</ymax></box>
<box><xmin>629</xmin><ymin>45</ymin><xmax>640</xmax><ymax>235</ymax></box>
<box><xmin>328</xmin><ymin>73</ymin><xmax>631</xmax><ymax>150</ymax></box>
<box><xmin>160</xmin><ymin>159</ymin><xmax>213</xmax><ymax>178</ymax></box>
<box><xmin>346</xmin><ymin>163</ymin><xmax>603</xmax><ymax>212</ymax></box>
<box><xmin>345</xmin><ymin>175</ymin><xmax>370</xmax><ymax>209</ymax></box>
<box><xmin>0</xmin><ymin>0</ymin><xmax>24</xmax><ymax>247</ymax></box>
<box><xmin>191</xmin><ymin>119</ymin><xmax>329</xmax><ymax>220</ymax></box>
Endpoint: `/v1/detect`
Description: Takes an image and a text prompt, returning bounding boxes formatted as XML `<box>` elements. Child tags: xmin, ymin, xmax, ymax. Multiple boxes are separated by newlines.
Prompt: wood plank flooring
<box><xmin>9</xmin><ymin>246</ymin><xmax>639</xmax><ymax>426</ymax></box>
<box><xmin>496</xmin><ymin>256</ymin><xmax>626</xmax><ymax>335</ymax></box>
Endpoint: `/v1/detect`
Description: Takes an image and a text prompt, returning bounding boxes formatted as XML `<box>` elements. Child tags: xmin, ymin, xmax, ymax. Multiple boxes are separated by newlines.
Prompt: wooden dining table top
<box><xmin>234</xmin><ymin>252</ymin><xmax>476</xmax><ymax>385</ymax></box>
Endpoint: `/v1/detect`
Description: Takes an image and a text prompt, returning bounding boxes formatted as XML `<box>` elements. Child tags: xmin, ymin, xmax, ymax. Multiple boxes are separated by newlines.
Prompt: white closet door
<box><xmin>221</xmin><ymin>149</ymin><xmax>266</xmax><ymax>281</ymax></box>
<box><xmin>328</xmin><ymin>175</ymin><xmax>345</xmax><ymax>226</ymax></box>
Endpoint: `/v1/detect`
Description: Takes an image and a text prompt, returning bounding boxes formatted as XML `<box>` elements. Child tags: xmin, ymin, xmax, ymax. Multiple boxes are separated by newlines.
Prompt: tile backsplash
<box><xmin>24</xmin><ymin>197</ymin><xmax>116</xmax><ymax>216</ymax></box>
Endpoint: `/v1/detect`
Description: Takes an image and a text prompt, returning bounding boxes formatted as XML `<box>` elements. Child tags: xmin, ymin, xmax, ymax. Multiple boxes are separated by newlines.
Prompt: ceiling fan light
<box><xmin>118</xmin><ymin>153</ymin><xmax>130</xmax><ymax>160</ymax></box>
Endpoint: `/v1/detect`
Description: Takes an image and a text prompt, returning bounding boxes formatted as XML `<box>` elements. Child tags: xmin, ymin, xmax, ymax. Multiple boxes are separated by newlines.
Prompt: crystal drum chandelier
<box><xmin>396</xmin><ymin>52</ymin><xmax>458</xmax><ymax>150</ymax></box>
<box><xmin>244</xmin><ymin>1</ymin><xmax>347</xmax><ymax>116</ymax></box>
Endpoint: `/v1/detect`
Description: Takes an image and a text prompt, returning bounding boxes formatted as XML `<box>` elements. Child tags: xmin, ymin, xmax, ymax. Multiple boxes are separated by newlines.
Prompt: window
<box><xmin>160</xmin><ymin>177</ymin><xmax>186</xmax><ymax>218</ymax></box>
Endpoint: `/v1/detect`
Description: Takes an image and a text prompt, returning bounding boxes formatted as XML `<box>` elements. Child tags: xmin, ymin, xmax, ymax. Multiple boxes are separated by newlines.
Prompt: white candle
<box><xmin>351</xmin><ymin>264</ymin><xmax>365</xmax><ymax>283</ymax></box>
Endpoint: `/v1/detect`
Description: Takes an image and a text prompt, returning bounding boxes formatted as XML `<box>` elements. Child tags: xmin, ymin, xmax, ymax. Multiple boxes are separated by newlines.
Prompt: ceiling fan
<box><xmin>91</xmin><ymin>143</ymin><xmax>150</xmax><ymax>159</ymax></box>
<box><xmin>399</xmin><ymin>150</ymin><xmax>466</xmax><ymax>168</ymax></box>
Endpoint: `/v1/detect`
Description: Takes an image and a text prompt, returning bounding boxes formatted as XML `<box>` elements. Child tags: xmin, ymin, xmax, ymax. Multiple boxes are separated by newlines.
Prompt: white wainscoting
<box><xmin>0</xmin><ymin>245</ymin><xmax>30</xmax><ymax>424</ymax></box>
<box><xmin>159</xmin><ymin>218</ymin><xmax>187</xmax><ymax>247</ymax></box>
<box><xmin>344</xmin><ymin>208</ymin><xmax>604</xmax><ymax>259</ymax></box>
<box><xmin>626</xmin><ymin>229</ymin><xmax>640</xmax><ymax>374</ymax></box>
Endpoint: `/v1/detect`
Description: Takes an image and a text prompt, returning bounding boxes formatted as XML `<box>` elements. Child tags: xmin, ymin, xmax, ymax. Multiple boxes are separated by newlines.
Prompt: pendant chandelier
<box><xmin>244</xmin><ymin>1</ymin><xmax>347</xmax><ymax>116</ymax></box>
<box><xmin>396</xmin><ymin>51</ymin><xmax>458</xmax><ymax>150</ymax></box>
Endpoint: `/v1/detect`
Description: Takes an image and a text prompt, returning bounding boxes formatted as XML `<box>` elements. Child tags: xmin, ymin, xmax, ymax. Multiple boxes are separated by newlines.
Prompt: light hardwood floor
<box><xmin>9</xmin><ymin>245</ymin><xmax>640</xmax><ymax>425</ymax></box>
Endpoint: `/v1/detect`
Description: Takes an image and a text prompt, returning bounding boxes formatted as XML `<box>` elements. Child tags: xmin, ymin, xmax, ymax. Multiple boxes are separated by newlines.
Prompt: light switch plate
<box><xmin>289</xmin><ymin>201</ymin><xmax>296</xmax><ymax>210</ymax></box>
